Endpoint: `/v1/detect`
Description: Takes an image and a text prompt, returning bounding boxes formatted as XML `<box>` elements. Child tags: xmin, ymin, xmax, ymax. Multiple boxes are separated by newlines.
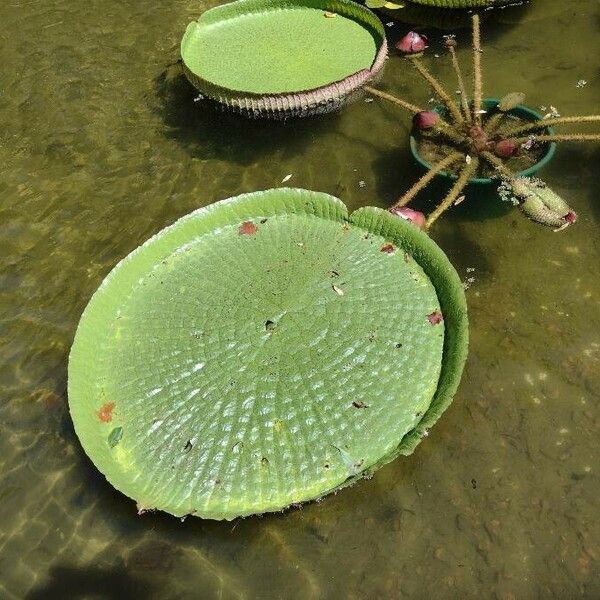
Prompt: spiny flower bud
<box><xmin>389</xmin><ymin>206</ymin><xmax>426</xmax><ymax>229</ymax></box>
<box><xmin>494</xmin><ymin>139</ymin><xmax>518</xmax><ymax>158</ymax></box>
<box><xmin>413</xmin><ymin>111</ymin><xmax>439</xmax><ymax>130</ymax></box>
<box><xmin>395</xmin><ymin>32</ymin><xmax>428</xmax><ymax>55</ymax></box>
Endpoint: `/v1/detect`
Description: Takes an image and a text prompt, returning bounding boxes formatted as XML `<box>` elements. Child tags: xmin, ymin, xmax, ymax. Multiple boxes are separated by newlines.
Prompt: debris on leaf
<box><xmin>239</xmin><ymin>221</ymin><xmax>258</xmax><ymax>235</ymax></box>
<box><xmin>323</xmin><ymin>11</ymin><xmax>336</xmax><ymax>18</ymax></box>
<box><xmin>184</xmin><ymin>440</ymin><xmax>193</xmax><ymax>453</ymax></box>
<box><xmin>380</xmin><ymin>243</ymin><xmax>396</xmax><ymax>254</ymax></box>
<box><xmin>108</xmin><ymin>426</ymin><xmax>123</xmax><ymax>448</ymax></box>
<box><xmin>427</xmin><ymin>310</ymin><xmax>444</xmax><ymax>325</ymax></box>
<box><xmin>352</xmin><ymin>400</ymin><xmax>369</xmax><ymax>409</ymax></box>
<box><xmin>332</xmin><ymin>284</ymin><xmax>344</xmax><ymax>296</ymax></box>
<box><xmin>332</xmin><ymin>445</ymin><xmax>362</xmax><ymax>474</ymax></box>
<box><xmin>97</xmin><ymin>402</ymin><xmax>115</xmax><ymax>423</ymax></box>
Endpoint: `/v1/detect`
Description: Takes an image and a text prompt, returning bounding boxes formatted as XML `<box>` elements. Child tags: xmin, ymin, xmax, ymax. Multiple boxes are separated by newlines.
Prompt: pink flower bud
<box><xmin>395</xmin><ymin>32</ymin><xmax>428</xmax><ymax>55</ymax></box>
<box><xmin>412</xmin><ymin>111</ymin><xmax>439</xmax><ymax>130</ymax></box>
<box><xmin>494</xmin><ymin>139</ymin><xmax>518</xmax><ymax>158</ymax></box>
<box><xmin>389</xmin><ymin>206</ymin><xmax>426</xmax><ymax>229</ymax></box>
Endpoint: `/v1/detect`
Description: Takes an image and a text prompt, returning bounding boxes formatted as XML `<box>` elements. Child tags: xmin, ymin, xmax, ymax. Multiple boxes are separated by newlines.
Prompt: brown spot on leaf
<box><xmin>239</xmin><ymin>221</ymin><xmax>258</xmax><ymax>235</ymax></box>
<box><xmin>380</xmin><ymin>243</ymin><xmax>396</xmax><ymax>254</ymax></box>
<box><xmin>427</xmin><ymin>310</ymin><xmax>444</xmax><ymax>325</ymax></box>
<box><xmin>352</xmin><ymin>401</ymin><xmax>369</xmax><ymax>409</ymax></box>
<box><xmin>97</xmin><ymin>402</ymin><xmax>115</xmax><ymax>423</ymax></box>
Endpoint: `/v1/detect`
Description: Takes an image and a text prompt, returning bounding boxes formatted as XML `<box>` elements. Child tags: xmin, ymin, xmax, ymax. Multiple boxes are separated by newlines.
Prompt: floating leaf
<box><xmin>181</xmin><ymin>0</ymin><xmax>388</xmax><ymax>119</ymax></box>
<box><xmin>498</xmin><ymin>92</ymin><xmax>526</xmax><ymax>112</ymax></box>
<box><xmin>68</xmin><ymin>189</ymin><xmax>468</xmax><ymax>520</ymax></box>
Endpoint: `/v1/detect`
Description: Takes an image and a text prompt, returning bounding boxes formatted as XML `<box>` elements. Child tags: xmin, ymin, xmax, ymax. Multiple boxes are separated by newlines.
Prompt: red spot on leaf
<box><xmin>239</xmin><ymin>221</ymin><xmax>258</xmax><ymax>235</ymax></box>
<box><xmin>97</xmin><ymin>402</ymin><xmax>115</xmax><ymax>423</ymax></box>
<box><xmin>427</xmin><ymin>311</ymin><xmax>443</xmax><ymax>325</ymax></box>
<box><xmin>380</xmin><ymin>243</ymin><xmax>396</xmax><ymax>254</ymax></box>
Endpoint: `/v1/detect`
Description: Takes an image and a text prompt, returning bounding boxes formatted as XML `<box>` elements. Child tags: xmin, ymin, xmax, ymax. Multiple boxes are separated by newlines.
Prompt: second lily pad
<box><xmin>181</xmin><ymin>0</ymin><xmax>388</xmax><ymax>118</ymax></box>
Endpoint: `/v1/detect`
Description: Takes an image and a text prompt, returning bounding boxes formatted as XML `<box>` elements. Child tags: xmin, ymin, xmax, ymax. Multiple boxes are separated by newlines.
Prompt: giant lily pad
<box><xmin>68</xmin><ymin>189</ymin><xmax>468</xmax><ymax>520</ymax></box>
<box><xmin>181</xmin><ymin>0</ymin><xmax>388</xmax><ymax>119</ymax></box>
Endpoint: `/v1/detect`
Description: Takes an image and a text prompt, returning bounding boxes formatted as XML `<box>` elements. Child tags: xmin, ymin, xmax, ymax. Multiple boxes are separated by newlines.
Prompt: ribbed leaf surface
<box><xmin>68</xmin><ymin>189</ymin><xmax>467</xmax><ymax>520</ymax></box>
<box><xmin>181</xmin><ymin>0</ymin><xmax>387</xmax><ymax>119</ymax></box>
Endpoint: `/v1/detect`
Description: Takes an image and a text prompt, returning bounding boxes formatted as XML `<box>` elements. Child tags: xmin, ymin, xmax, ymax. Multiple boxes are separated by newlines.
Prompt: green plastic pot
<box><xmin>409</xmin><ymin>98</ymin><xmax>557</xmax><ymax>186</ymax></box>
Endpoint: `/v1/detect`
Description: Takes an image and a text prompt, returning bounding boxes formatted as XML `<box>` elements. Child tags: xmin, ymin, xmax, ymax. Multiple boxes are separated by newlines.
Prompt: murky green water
<box><xmin>1</xmin><ymin>0</ymin><xmax>599</xmax><ymax>597</ymax></box>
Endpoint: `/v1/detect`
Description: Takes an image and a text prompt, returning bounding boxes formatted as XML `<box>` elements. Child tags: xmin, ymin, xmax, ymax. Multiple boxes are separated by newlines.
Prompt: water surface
<box><xmin>1</xmin><ymin>0</ymin><xmax>598</xmax><ymax>597</ymax></box>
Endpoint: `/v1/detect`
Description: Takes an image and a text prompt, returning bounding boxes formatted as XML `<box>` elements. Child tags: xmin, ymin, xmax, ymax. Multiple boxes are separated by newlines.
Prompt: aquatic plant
<box><xmin>181</xmin><ymin>0</ymin><xmax>387</xmax><ymax>119</ymax></box>
<box><xmin>68</xmin><ymin>189</ymin><xmax>468</xmax><ymax>519</ymax></box>
<box><xmin>364</xmin><ymin>14</ymin><xmax>600</xmax><ymax>230</ymax></box>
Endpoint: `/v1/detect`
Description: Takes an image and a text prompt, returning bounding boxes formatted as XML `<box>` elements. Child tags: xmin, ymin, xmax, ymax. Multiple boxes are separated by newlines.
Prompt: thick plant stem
<box><xmin>472</xmin><ymin>14</ymin><xmax>483</xmax><ymax>125</ymax></box>
<box><xmin>480</xmin><ymin>151</ymin><xmax>515</xmax><ymax>178</ymax></box>
<box><xmin>448</xmin><ymin>46</ymin><xmax>471</xmax><ymax>124</ymax></box>
<box><xmin>391</xmin><ymin>152</ymin><xmax>464</xmax><ymax>210</ymax></box>
<box><xmin>431</xmin><ymin>122</ymin><xmax>469</xmax><ymax>146</ymax></box>
<box><xmin>502</xmin><ymin>115</ymin><xmax>600</xmax><ymax>137</ymax></box>
<box><xmin>410</xmin><ymin>57</ymin><xmax>464</xmax><ymax>124</ymax></box>
<box><xmin>364</xmin><ymin>86</ymin><xmax>422</xmax><ymax>114</ymax></box>
<box><xmin>483</xmin><ymin>112</ymin><xmax>505</xmax><ymax>134</ymax></box>
<box><xmin>513</xmin><ymin>133</ymin><xmax>600</xmax><ymax>144</ymax></box>
<box><xmin>364</xmin><ymin>86</ymin><xmax>466</xmax><ymax>145</ymax></box>
<box><xmin>426</xmin><ymin>158</ymin><xmax>479</xmax><ymax>228</ymax></box>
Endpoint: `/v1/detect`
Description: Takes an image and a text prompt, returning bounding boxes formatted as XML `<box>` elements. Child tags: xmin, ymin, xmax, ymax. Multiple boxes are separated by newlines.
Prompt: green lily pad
<box><xmin>181</xmin><ymin>0</ymin><xmax>388</xmax><ymax>119</ymax></box>
<box><xmin>68</xmin><ymin>189</ymin><xmax>468</xmax><ymax>520</ymax></box>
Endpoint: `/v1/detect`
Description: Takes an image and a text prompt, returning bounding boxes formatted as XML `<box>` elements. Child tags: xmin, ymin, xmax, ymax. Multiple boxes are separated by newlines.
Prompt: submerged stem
<box><xmin>502</xmin><ymin>115</ymin><xmax>600</xmax><ymax>137</ymax></box>
<box><xmin>448</xmin><ymin>46</ymin><xmax>471</xmax><ymax>124</ymax></box>
<box><xmin>513</xmin><ymin>133</ymin><xmax>600</xmax><ymax>144</ymax></box>
<box><xmin>410</xmin><ymin>57</ymin><xmax>464</xmax><ymax>124</ymax></box>
<box><xmin>363</xmin><ymin>86</ymin><xmax>422</xmax><ymax>114</ymax></box>
<box><xmin>391</xmin><ymin>151</ymin><xmax>464</xmax><ymax>210</ymax></box>
<box><xmin>472</xmin><ymin>14</ymin><xmax>483</xmax><ymax>125</ymax></box>
<box><xmin>426</xmin><ymin>157</ymin><xmax>479</xmax><ymax>228</ymax></box>
<box><xmin>480</xmin><ymin>151</ymin><xmax>515</xmax><ymax>178</ymax></box>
